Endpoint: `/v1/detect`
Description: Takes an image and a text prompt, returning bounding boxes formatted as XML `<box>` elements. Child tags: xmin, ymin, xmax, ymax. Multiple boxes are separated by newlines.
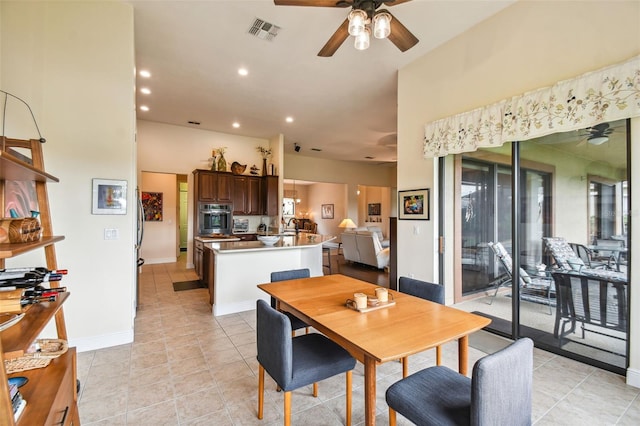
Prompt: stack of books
<box><xmin>9</xmin><ymin>382</ymin><xmax>27</xmax><ymax>421</ymax></box>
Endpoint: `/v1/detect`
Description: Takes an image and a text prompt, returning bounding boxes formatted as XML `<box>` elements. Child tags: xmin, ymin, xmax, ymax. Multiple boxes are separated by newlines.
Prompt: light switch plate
<box><xmin>104</xmin><ymin>228</ymin><xmax>119</xmax><ymax>240</ymax></box>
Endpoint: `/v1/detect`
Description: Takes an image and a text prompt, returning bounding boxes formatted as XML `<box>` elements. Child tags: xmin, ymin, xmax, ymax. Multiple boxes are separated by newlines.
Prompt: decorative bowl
<box><xmin>231</xmin><ymin>161</ymin><xmax>247</xmax><ymax>175</ymax></box>
<box><xmin>258</xmin><ymin>235</ymin><xmax>280</xmax><ymax>246</ymax></box>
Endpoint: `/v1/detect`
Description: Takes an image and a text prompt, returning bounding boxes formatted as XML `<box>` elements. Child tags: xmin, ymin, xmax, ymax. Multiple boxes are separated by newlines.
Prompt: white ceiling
<box><xmin>129</xmin><ymin>0</ymin><xmax>515</xmax><ymax>163</ymax></box>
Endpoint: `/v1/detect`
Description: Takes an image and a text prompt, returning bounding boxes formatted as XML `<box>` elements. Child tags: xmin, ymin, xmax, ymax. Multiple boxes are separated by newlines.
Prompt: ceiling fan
<box><xmin>580</xmin><ymin>123</ymin><xmax>614</xmax><ymax>146</ymax></box>
<box><xmin>274</xmin><ymin>0</ymin><xmax>418</xmax><ymax>57</ymax></box>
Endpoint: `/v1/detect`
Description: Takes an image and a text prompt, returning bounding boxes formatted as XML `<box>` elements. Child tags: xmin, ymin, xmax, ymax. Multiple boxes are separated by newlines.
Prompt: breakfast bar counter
<box><xmin>206</xmin><ymin>234</ymin><xmax>335</xmax><ymax>316</ymax></box>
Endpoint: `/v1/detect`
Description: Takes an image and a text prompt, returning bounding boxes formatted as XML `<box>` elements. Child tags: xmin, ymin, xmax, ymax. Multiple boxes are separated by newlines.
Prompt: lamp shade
<box><xmin>373</xmin><ymin>11</ymin><xmax>391</xmax><ymax>39</ymax></box>
<box><xmin>354</xmin><ymin>27</ymin><xmax>370</xmax><ymax>51</ymax></box>
<box><xmin>348</xmin><ymin>9</ymin><xmax>367</xmax><ymax>36</ymax></box>
<box><xmin>338</xmin><ymin>218</ymin><xmax>357</xmax><ymax>229</ymax></box>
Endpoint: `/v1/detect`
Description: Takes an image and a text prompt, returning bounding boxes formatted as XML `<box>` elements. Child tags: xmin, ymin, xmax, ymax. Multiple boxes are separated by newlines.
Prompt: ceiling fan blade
<box><xmin>387</xmin><ymin>12</ymin><xmax>419</xmax><ymax>52</ymax></box>
<box><xmin>318</xmin><ymin>18</ymin><xmax>349</xmax><ymax>57</ymax></box>
<box><xmin>274</xmin><ymin>0</ymin><xmax>349</xmax><ymax>7</ymax></box>
<box><xmin>383</xmin><ymin>0</ymin><xmax>413</xmax><ymax>6</ymax></box>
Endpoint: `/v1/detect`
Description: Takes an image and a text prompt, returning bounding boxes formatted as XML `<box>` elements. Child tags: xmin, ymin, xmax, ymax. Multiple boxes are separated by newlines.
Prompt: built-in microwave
<box><xmin>198</xmin><ymin>203</ymin><xmax>232</xmax><ymax>235</ymax></box>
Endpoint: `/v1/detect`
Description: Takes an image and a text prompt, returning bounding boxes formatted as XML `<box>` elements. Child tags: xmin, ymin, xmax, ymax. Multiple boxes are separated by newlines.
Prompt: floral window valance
<box><xmin>423</xmin><ymin>55</ymin><xmax>640</xmax><ymax>158</ymax></box>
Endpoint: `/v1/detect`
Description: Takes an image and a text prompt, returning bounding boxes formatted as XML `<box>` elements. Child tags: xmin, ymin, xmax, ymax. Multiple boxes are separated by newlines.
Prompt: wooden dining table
<box><xmin>258</xmin><ymin>274</ymin><xmax>491</xmax><ymax>426</ymax></box>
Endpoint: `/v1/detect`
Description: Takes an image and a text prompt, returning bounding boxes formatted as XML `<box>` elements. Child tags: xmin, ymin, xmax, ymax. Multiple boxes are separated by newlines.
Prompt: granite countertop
<box><xmin>211</xmin><ymin>234</ymin><xmax>336</xmax><ymax>253</ymax></box>
<box><xmin>195</xmin><ymin>235</ymin><xmax>241</xmax><ymax>242</ymax></box>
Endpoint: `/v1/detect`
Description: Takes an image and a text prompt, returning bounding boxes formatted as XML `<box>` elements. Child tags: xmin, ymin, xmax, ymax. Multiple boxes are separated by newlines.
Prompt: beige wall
<box><xmin>397</xmin><ymin>0</ymin><xmax>640</xmax><ymax>383</ymax></box>
<box><xmin>141</xmin><ymin>172</ymin><xmax>178</xmax><ymax>264</ymax></box>
<box><xmin>1</xmin><ymin>1</ymin><xmax>136</xmax><ymax>350</ymax></box>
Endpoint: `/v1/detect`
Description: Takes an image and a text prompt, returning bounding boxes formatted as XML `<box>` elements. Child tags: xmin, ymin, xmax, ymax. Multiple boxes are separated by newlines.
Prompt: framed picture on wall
<box><xmin>142</xmin><ymin>191</ymin><xmax>163</xmax><ymax>221</ymax></box>
<box><xmin>321</xmin><ymin>204</ymin><xmax>334</xmax><ymax>219</ymax></box>
<box><xmin>92</xmin><ymin>178</ymin><xmax>127</xmax><ymax>215</ymax></box>
<box><xmin>368</xmin><ymin>203</ymin><xmax>381</xmax><ymax>216</ymax></box>
<box><xmin>398</xmin><ymin>188</ymin><xmax>430</xmax><ymax>220</ymax></box>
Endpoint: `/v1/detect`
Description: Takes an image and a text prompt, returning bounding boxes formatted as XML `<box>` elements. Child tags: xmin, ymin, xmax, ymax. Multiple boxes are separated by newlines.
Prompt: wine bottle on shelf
<box><xmin>0</xmin><ymin>273</ymin><xmax>63</xmax><ymax>288</ymax></box>
<box><xmin>23</xmin><ymin>286</ymin><xmax>67</xmax><ymax>298</ymax></box>
<box><xmin>21</xmin><ymin>295</ymin><xmax>57</xmax><ymax>306</ymax></box>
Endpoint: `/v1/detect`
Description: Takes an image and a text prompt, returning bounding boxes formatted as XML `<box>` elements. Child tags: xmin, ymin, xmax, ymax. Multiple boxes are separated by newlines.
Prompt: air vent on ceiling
<box><xmin>365</xmin><ymin>156</ymin><xmax>375</xmax><ymax>160</ymax></box>
<box><xmin>249</xmin><ymin>18</ymin><xmax>280</xmax><ymax>41</ymax></box>
<box><xmin>311</xmin><ymin>148</ymin><xmax>322</xmax><ymax>152</ymax></box>
<box><xmin>188</xmin><ymin>121</ymin><xmax>200</xmax><ymax>125</ymax></box>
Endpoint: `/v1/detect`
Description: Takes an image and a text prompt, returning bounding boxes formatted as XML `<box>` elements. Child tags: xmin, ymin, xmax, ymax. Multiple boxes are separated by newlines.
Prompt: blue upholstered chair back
<box><xmin>398</xmin><ymin>276</ymin><xmax>444</xmax><ymax>304</ymax></box>
<box><xmin>471</xmin><ymin>337</ymin><xmax>533</xmax><ymax>425</ymax></box>
<box><xmin>256</xmin><ymin>299</ymin><xmax>293</xmax><ymax>389</ymax></box>
<box><xmin>270</xmin><ymin>268</ymin><xmax>310</xmax><ymax>282</ymax></box>
<box><xmin>270</xmin><ymin>268</ymin><xmax>311</xmax><ymax>309</ymax></box>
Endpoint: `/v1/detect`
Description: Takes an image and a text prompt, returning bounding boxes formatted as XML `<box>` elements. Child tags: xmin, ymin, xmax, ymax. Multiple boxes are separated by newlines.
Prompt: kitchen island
<box><xmin>205</xmin><ymin>234</ymin><xmax>336</xmax><ymax>316</ymax></box>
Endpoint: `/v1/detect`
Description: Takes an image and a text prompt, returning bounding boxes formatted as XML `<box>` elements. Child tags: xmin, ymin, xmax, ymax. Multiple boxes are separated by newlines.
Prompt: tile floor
<box><xmin>76</xmin><ymin>256</ymin><xmax>640</xmax><ymax>425</ymax></box>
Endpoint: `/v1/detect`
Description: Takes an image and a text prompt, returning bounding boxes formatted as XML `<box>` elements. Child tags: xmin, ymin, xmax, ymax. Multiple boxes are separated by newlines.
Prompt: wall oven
<box><xmin>198</xmin><ymin>203</ymin><xmax>232</xmax><ymax>235</ymax></box>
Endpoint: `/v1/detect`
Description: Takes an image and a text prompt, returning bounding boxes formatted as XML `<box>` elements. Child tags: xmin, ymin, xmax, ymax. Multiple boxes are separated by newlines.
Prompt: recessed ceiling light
<box><xmin>285</xmin><ymin>116</ymin><xmax>294</xmax><ymax>123</ymax></box>
<box><xmin>140</xmin><ymin>105</ymin><xmax>149</xmax><ymax>111</ymax></box>
<box><xmin>232</xmin><ymin>122</ymin><xmax>240</xmax><ymax>128</ymax></box>
<box><xmin>140</xmin><ymin>87</ymin><xmax>151</xmax><ymax>95</ymax></box>
<box><xmin>238</xmin><ymin>68</ymin><xmax>248</xmax><ymax>76</ymax></box>
<box><xmin>139</xmin><ymin>70</ymin><xmax>151</xmax><ymax>78</ymax></box>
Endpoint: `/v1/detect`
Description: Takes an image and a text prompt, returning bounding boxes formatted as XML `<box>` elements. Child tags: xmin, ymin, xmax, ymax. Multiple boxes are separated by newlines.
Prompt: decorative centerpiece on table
<box><xmin>256</xmin><ymin>146</ymin><xmax>272</xmax><ymax>176</ymax></box>
<box><xmin>215</xmin><ymin>147</ymin><xmax>228</xmax><ymax>172</ymax></box>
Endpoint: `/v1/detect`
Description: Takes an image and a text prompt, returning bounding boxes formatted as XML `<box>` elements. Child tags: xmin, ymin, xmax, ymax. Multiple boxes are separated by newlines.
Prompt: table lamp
<box><xmin>338</xmin><ymin>218</ymin><xmax>357</xmax><ymax>229</ymax></box>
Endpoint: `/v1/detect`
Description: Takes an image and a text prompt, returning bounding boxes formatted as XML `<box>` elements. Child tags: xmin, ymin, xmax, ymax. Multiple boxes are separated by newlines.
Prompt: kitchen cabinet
<box><xmin>232</xmin><ymin>176</ymin><xmax>262</xmax><ymax>215</ymax></box>
<box><xmin>193</xmin><ymin>169</ymin><xmax>279</xmax><ymax>216</ymax></box>
<box><xmin>194</xmin><ymin>239</ymin><xmax>204</xmax><ymax>280</ymax></box>
<box><xmin>263</xmin><ymin>176</ymin><xmax>279</xmax><ymax>216</ymax></box>
<box><xmin>0</xmin><ymin>139</ymin><xmax>78</xmax><ymax>425</ymax></box>
<box><xmin>194</xmin><ymin>170</ymin><xmax>232</xmax><ymax>203</ymax></box>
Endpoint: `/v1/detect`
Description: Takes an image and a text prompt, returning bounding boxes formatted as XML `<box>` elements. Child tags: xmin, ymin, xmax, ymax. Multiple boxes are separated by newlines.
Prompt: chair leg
<box><xmin>401</xmin><ymin>357</ymin><xmax>408</xmax><ymax>378</ymax></box>
<box><xmin>313</xmin><ymin>382</ymin><xmax>318</xmax><ymax>397</ymax></box>
<box><xmin>389</xmin><ymin>407</ymin><xmax>397</xmax><ymax>426</ymax></box>
<box><xmin>258</xmin><ymin>364</ymin><xmax>264</xmax><ymax>419</ymax></box>
<box><xmin>436</xmin><ymin>345</ymin><xmax>442</xmax><ymax>366</ymax></box>
<box><xmin>346</xmin><ymin>370</ymin><xmax>352</xmax><ymax>426</ymax></box>
<box><xmin>305</xmin><ymin>326</ymin><xmax>309</xmax><ymax>334</ymax></box>
<box><xmin>284</xmin><ymin>391</ymin><xmax>292</xmax><ymax>426</ymax></box>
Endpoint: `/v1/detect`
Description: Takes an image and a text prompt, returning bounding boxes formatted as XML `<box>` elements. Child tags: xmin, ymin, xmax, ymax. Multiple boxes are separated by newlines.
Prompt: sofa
<box><xmin>341</xmin><ymin>230</ymin><xmax>390</xmax><ymax>270</ymax></box>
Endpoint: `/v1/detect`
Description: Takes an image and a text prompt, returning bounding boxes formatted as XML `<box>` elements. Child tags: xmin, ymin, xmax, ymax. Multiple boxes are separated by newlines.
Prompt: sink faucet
<box><xmin>286</xmin><ymin>217</ymin><xmax>299</xmax><ymax>234</ymax></box>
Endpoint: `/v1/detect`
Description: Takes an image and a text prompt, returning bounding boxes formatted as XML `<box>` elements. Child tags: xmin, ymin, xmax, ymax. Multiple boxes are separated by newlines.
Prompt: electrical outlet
<box><xmin>104</xmin><ymin>228</ymin><xmax>119</xmax><ymax>240</ymax></box>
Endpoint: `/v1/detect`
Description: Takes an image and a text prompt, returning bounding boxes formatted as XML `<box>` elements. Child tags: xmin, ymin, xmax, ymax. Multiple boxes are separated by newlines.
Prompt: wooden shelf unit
<box><xmin>0</xmin><ymin>138</ymin><xmax>78</xmax><ymax>425</ymax></box>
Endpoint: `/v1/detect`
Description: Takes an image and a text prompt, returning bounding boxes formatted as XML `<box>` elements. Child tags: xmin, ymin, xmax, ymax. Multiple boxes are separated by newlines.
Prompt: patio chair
<box><xmin>551</xmin><ymin>271</ymin><xmax>627</xmax><ymax>353</ymax></box>
<box><xmin>488</xmin><ymin>242</ymin><xmax>554</xmax><ymax>314</ymax></box>
<box><xmin>568</xmin><ymin>243</ymin><xmax>608</xmax><ymax>270</ymax></box>
<box><xmin>542</xmin><ymin>237</ymin><xmax>588</xmax><ymax>272</ymax></box>
<box><xmin>386</xmin><ymin>337</ymin><xmax>533</xmax><ymax>426</ymax></box>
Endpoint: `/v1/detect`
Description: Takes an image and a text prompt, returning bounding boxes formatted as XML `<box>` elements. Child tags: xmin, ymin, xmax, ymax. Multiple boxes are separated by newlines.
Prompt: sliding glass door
<box><xmin>454</xmin><ymin>119</ymin><xmax>630</xmax><ymax>374</ymax></box>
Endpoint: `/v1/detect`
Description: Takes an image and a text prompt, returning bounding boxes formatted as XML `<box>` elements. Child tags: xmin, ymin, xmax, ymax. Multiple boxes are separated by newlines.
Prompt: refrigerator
<box><xmin>135</xmin><ymin>187</ymin><xmax>145</xmax><ymax>310</ymax></box>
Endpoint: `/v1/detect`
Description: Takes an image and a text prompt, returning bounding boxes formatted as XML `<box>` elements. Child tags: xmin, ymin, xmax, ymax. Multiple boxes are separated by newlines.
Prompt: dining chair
<box><xmin>386</xmin><ymin>337</ymin><xmax>533</xmax><ymax>426</ymax></box>
<box><xmin>256</xmin><ymin>299</ymin><xmax>356</xmax><ymax>426</ymax></box>
<box><xmin>398</xmin><ymin>277</ymin><xmax>444</xmax><ymax>377</ymax></box>
<box><xmin>271</xmin><ymin>268</ymin><xmax>310</xmax><ymax>335</ymax></box>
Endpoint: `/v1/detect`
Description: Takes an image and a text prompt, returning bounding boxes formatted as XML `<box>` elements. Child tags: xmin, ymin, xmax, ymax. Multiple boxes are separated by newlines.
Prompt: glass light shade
<box><xmin>588</xmin><ymin>136</ymin><xmax>609</xmax><ymax>145</ymax></box>
<box><xmin>354</xmin><ymin>27</ymin><xmax>370</xmax><ymax>51</ymax></box>
<box><xmin>373</xmin><ymin>11</ymin><xmax>391</xmax><ymax>39</ymax></box>
<box><xmin>348</xmin><ymin>9</ymin><xmax>367</xmax><ymax>36</ymax></box>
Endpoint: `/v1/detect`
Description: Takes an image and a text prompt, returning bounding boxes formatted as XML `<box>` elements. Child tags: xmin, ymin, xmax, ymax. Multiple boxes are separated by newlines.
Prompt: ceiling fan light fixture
<box><xmin>588</xmin><ymin>136</ymin><xmax>609</xmax><ymax>145</ymax></box>
<box><xmin>373</xmin><ymin>11</ymin><xmax>391</xmax><ymax>39</ymax></box>
<box><xmin>354</xmin><ymin>27</ymin><xmax>370</xmax><ymax>51</ymax></box>
<box><xmin>348</xmin><ymin>9</ymin><xmax>367</xmax><ymax>36</ymax></box>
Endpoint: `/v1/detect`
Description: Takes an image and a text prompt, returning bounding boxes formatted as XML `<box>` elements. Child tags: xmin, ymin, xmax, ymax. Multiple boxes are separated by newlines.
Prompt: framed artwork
<box><xmin>92</xmin><ymin>179</ymin><xmax>127</xmax><ymax>215</ymax></box>
<box><xmin>398</xmin><ymin>188</ymin><xmax>430</xmax><ymax>220</ymax></box>
<box><xmin>368</xmin><ymin>203</ymin><xmax>381</xmax><ymax>216</ymax></box>
<box><xmin>282</xmin><ymin>198</ymin><xmax>295</xmax><ymax>216</ymax></box>
<box><xmin>321</xmin><ymin>204</ymin><xmax>334</xmax><ymax>219</ymax></box>
<box><xmin>141</xmin><ymin>191</ymin><xmax>163</xmax><ymax>221</ymax></box>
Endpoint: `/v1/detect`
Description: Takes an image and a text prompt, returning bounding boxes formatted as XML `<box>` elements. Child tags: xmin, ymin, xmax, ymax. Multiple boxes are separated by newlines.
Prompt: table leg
<box><xmin>458</xmin><ymin>335</ymin><xmax>468</xmax><ymax>376</ymax></box>
<box><xmin>364</xmin><ymin>355</ymin><xmax>376</xmax><ymax>426</ymax></box>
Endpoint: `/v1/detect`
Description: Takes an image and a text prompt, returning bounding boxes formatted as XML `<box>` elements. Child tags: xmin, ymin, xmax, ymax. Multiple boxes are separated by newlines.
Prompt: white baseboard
<box><xmin>626</xmin><ymin>367</ymin><xmax>640</xmax><ymax>388</ymax></box>
<box><xmin>70</xmin><ymin>329</ymin><xmax>134</xmax><ymax>353</ymax></box>
<box><xmin>145</xmin><ymin>257</ymin><xmax>177</xmax><ymax>265</ymax></box>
